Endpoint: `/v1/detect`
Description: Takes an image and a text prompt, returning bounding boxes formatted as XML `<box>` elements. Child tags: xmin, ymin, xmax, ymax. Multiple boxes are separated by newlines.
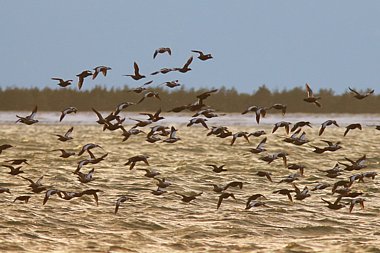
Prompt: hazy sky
<box><xmin>1</xmin><ymin>1</ymin><xmax>379</xmax><ymax>94</ymax></box>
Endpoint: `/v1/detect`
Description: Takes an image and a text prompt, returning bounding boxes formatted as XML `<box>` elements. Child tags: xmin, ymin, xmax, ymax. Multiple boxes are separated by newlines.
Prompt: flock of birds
<box><xmin>1</xmin><ymin>47</ymin><xmax>379</xmax><ymax>215</ymax></box>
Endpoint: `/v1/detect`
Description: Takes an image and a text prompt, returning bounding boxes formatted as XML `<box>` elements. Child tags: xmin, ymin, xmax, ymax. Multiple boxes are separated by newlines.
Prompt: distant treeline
<box><xmin>0</xmin><ymin>85</ymin><xmax>379</xmax><ymax>113</ymax></box>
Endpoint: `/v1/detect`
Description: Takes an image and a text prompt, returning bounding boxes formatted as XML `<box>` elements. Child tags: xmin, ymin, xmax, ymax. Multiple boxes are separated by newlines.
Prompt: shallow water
<box><xmin>0</xmin><ymin>114</ymin><xmax>379</xmax><ymax>252</ymax></box>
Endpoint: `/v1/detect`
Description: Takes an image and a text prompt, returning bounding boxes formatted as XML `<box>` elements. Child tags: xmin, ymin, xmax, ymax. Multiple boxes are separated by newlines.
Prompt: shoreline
<box><xmin>2</xmin><ymin>112</ymin><xmax>380</xmax><ymax>126</ymax></box>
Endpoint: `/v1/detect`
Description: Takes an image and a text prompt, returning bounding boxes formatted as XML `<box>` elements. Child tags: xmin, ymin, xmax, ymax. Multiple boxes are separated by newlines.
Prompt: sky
<box><xmin>0</xmin><ymin>1</ymin><xmax>379</xmax><ymax>94</ymax></box>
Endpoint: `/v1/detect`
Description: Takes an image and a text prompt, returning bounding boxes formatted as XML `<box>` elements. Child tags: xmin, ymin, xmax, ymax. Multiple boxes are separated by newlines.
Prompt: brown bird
<box><xmin>124</xmin><ymin>155</ymin><xmax>150</xmax><ymax>170</ymax></box>
<box><xmin>303</xmin><ymin>83</ymin><xmax>321</xmax><ymax>107</ymax></box>
<box><xmin>319</xmin><ymin>120</ymin><xmax>339</xmax><ymax>136</ymax></box>
<box><xmin>217</xmin><ymin>192</ymin><xmax>236</xmax><ymax>209</ymax></box>
<box><xmin>349</xmin><ymin>198</ymin><xmax>366</xmax><ymax>213</ymax></box>
<box><xmin>191</xmin><ymin>50</ymin><xmax>213</xmax><ymax>61</ymax></box>
<box><xmin>51</xmin><ymin>78</ymin><xmax>73</xmax><ymax>88</ymax></box>
<box><xmin>174</xmin><ymin>56</ymin><xmax>193</xmax><ymax>73</ymax></box>
<box><xmin>248</xmin><ymin>137</ymin><xmax>267</xmax><ymax>154</ymax></box>
<box><xmin>121</xmin><ymin>128</ymin><xmax>145</xmax><ymax>142</ymax></box>
<box><xmin>272</xmin><ymin>121</ymin><xmax>292</xmax><ymax>135</ymax></box>
<box><xmin>175</xmin><ymin>192</ymin><xmax>203</xmax><ymax>203</ymax></box>
<box><xmin>4</xmin><ymin>159</ymin><xmax>29</xmax><ymax>165</ymax></box>
<box><xmin>273</xmin><ymin>189</ymin><xmax>295</xmax><ymax>202</ymax></box>
<box><xmin>187</xmin><ymin>118</ymin><xmax>209</xmax><ymax>129</ymax></box>
<box><xmin>139</xmin><ymin>108</ymin><xmax>164</xmax><ymax>122</ymax></box>
<box><xmin>76</xmin><ymin>168</ymin><xmax>95</xmax><ymax>183</ymax></box>
<box><xmin>53</xmin><ymin>149</ymin><xmax>75</xmax><ymax>158</ymax></box>
<box><xmin>291</xmin><ymin>121</ymin><xmax>312</xmax><ymax>132</ymax></box>
<box><xmin>248</xmin><ymin>130</ymin><xmax>266</xmax><ymax>138</ymax></box>
<box><xmin>287</xmin><ymin>164</ymin><xmax>306</xmax><ymax>176</ymax></box>
<box><xmin>321</xmin><ymin>196</ymin><xmax>345</xmax><ymax>210</ymax></box>
<box><xmin>163</xmin><ymin>126</ymin><xmax>181</xmax><ymax>143</ymax></box>
<box><xmin>13</xmin><ymin>195</ymin><xmax>31</xmax><ymax>203</ymax></box>
<box><xmin>2</xmin><ymin>165</ymin><xmax>24</xmax><ymax>175</ymax></box>
<box><xmin>349</xmin><ymin>87</ymin><xmax>374</xmax><ymax>100</ymax></box>
<box><xmin>16</xmin><ymin>106</ymin><xmax>39</xmax><ymax>125</ymax></box>
<box><xmin>0</xmin><ymin>188</ymin><xmax>11</xmax><ymax>194</ymax></box>
<box><xmin>43</xmin><ymin>189</ymin><xmax>61</xmax><ymax>205</ymax></box>
<box><xmin>77</xmin><ymin>189</ymin><xmax>102</xmax><ymax>206</ymax></box>
<box><xmin>256</xmin><ymin>171</ymin><xmax>273</xmax><ymax>182</ymax></box>
<box><xmin>270</xmin><ymin>104</ymin><xmax>287</xmax><ymax>116</ymax></box>
<box><xmin>78</xmin><ymin>143</ymin><xmax>102</xmax><ymax>156</ymax></box>
<box><xmin>160</xmin><ymin>80</ymin><xmax>181</xmax><ymax>88</ymax></box>
<box><xmin>0</xmin><ymin>144</ymin><xmax>13</xmax><ymax>155</ymax></box>
<box><xmin>115</xmin><ymin>195</ymin><xmax>135</xmax><ymax>214</ymax></box>
<box><xmin>206</xmin><ymin>164</ymin><xmax>227</xmax><ymax>173</ymax></box>
<box><xmin>344</xmin><ymin>123</ymin><xmax>362</xmax><ymax>136</ymax></box>
<box><xmin>154</xmin><ymin>178</ymin><xmax>172</xmax><ymax>188</ymax></box>
<box><xmin>153</xmin><ymin>47</ymin><xmax>171</xmax><ymax>59</ymax></box>
<box><xmin>245</xmin><ymin>194</ymin><xmax>268</xmax><ymax>210</ymax></box>
<box><xmin>60</xmin><ymin>107</ymin><xmax>78</xmax><ymax>122</ymax></box>
<box><xmin>56</xmin><ymin>127</ymin><xmax>74</xmax><ymax>142</ymax></box>
<box><xmin>92</xmin><ymin>66</ymin><xmax>111</xmax><ymax>79</ymax></box>
<box><xmin>124</xmin><ymin>62</ymin><xmax>145</xmax><ymax>80</ymax></box>
<box><xmin>76</xmin><ymin>70</ymin><xmax>92</xmax><ymax>89</ymax></box>
<box><xmin>231</xmin><ymin>131</ymin><xmax>250</xmax><ymax>146</ymax></box>
<box><xmin>138</xmin><ymin>168</ymin><xmax>160</xmax><ymax>178</ymax></box>
<box><xmin>137</xmin><ymin>91</ymin><xmax>160</xmax><ymax>104</ymax></box>
<box><xmin>223</xmin><ymin>181</ymin><xmax>243</xmax><ymax>190</ymax></box>
<box><xmin>151</xmin><ymin>68</ymin><xmax>175</xmax><ymax>75</ymax></box>
<box><xmin>293</xmin><ymin>184</ymin><xmax>311</xmax><ymax>200</ymax></box>
<box><xmin>197</xmin><ymin>89</ymin><xmax>218</xmax><ymax>101</ymax></box>
<box><xmin>311</xmin><ymin>182</ymin><xmax>331</xmax><ymax>191</ymax></box>
<box><xmin>20</xmin><ymin>175</ymin><xmax>44</xmax><ymax>192</ymax></box>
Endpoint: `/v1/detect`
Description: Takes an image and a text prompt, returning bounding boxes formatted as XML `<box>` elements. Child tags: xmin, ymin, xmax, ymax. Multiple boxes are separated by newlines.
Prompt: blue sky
<box><xmin>0</xmin><ymin>1</ymin><xmax>379</xmax><ymax>94</ymax></box>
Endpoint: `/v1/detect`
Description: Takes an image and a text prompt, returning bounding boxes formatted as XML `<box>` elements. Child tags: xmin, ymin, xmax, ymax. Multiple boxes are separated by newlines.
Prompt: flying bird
<box><xmin>56</xmin><ymin>127</ymin><xmax>74</xmax><ymax>142</ymax></box>
<box><xmin>124</xmin><ymin>62</ymin><xmax>145</xmax><ymax>80</ymax></box>
<box><xmin>191</xmin><ymin>50</ymin><xmax>213</xmax><ymax>61</ymax></box>
<box><xmin>60</xmin><ymin>107</ymin><xmax>78</xmax><ymax>122</ymax></box>
<box><xmin>319</xmin><ymin>120</ymin><xmax>339</xmax><ymax>136</ymax></box>
<box><xmin>174</xmin><ymin>56</ymin><xmax>193</xmax><ymax>73</ymax></box>
<box><xmin>92</xmin><ymin>66</ymin><xmax>112</xmax><ymax>79</ymax></box>
<box><xmin>153</xmin><ymin>47</ymin><xmax>172</xmax><ymax>59</ymax></box>
<box><xmin>76</xmin><ymin>70</ymin><xmax>92</xmax><ymax>89</ymax></box>
<box><xmin>16</xmin><ymin>106</ymin><xmax>39</xmax><ymax>125</ymax></box>
<box><xmin>303</xmin><ymin>83</ymin><xmax>321</xmax><ymax>107</ymax></box>
<box><xmin>344</xmin><ymin>123</ymin><xmax>362</xmax><ymax>137</ymax></box>
<box><xmin>0</xmin><ymin>144</ymin><xmax>13</xmax><ymax>155</ymax></box>
<box><xmin>348</xmin><ymin>87</ymin><xmax>374</xmax><ymax>100</ymax></box>
<box><xmin>115</xmin><ymin>195</ymin><xmax>135</xmax><ymax>214</ymax></box>
<box><xmin>51</xmin><ymin>78</ymin><xmax>73</xmax><ymax>87</ymax></box>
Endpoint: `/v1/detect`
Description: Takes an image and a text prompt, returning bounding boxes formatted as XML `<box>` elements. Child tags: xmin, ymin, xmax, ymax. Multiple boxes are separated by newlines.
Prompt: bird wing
<box><xmin>257</xmin><ymin>137</ymin><xmax>267</xmax><ymax>149</ymax></box>
<box><xmin>319</xmin><ymin>125</ymin><xmax>326</xmax><ymax>136</ymax></box>
<box><xmin>93</xmin><ymin>193</ymin><xmax>99</xmax><ymax>206</ymax></box>
<box><xmin>153</xmin><ymin>50</ymin><xmax>158</xmax><ymax>59</ymax></box>
<box><xmin>333</xmin><ymin>196</ymin><xmax>342</xmax><ymax>205</ymax></box>
<box><xmin>29</xmin><ymin>106</ymin><xmax>38</xmax><ymax>119</ymax></box>
<box><xmin>77</xmin><ymin>77</ymin><xmax>84</xmax><ymax>89</ymax></box>
<box><xmin>92</xmin><ymin>70</ymin><xmax>99</xmax><ymax>80</ymax></box>
<box><xmin>217</xmin><ymin>195</ymin><xmax>224</xmax><ymax>209</ymax></box>
<box><xmin>200</xmin><ymin>120</ymin><xmax>209</xmax><ymax>129</ymax></box>
<box><xmin>349</xmin><ymin>87</ymin><xmax>360</xmax><ymax>96</ymax></box>
<box><xmin>65</xmin><ymin>127</ymin><xmax>74</xmax><ymax>137</ymax></box>
<box><xmin>134</xmin><ymin>62</ymin><xmax>140</xmax><ymax>75</ymax></box>
<box><xmin>183</xmin><ymin>56</ymin><xmax>193</xmax><ymax>68</ymax></box>
<box><xmin>272</xmin><ymin>125</ymin><xmax>279</xmax><ymax>134</ymax></box>
<box><xmin>305</xmin><ymin>83</ymin><xmax>313</xmax><ymax>97</ymax></box>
